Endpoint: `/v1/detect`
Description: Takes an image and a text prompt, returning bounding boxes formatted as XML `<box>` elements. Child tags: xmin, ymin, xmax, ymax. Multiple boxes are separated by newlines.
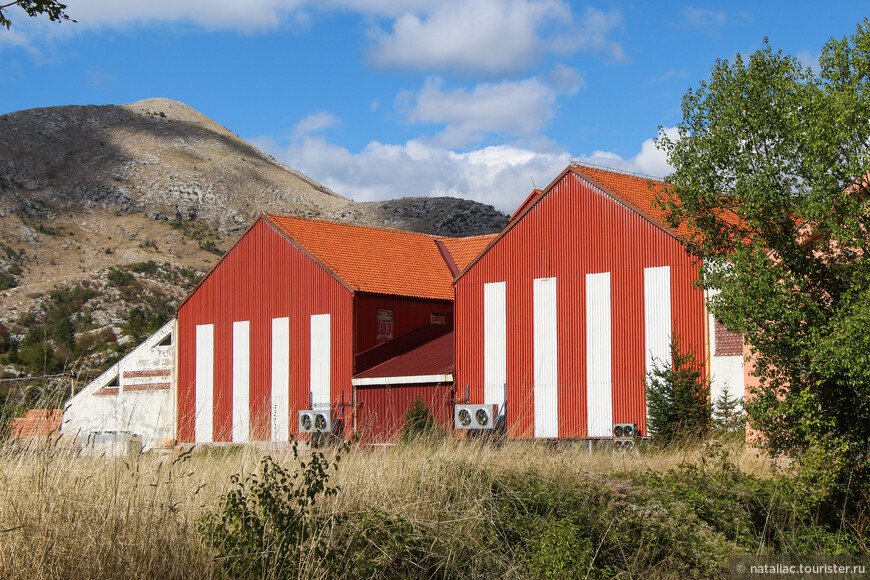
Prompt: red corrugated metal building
<box><xmin>454</xmin><ymin>164</ymin><xmax>707</xmax><ymax>439</ymax></box>
<box><xmin>176</xmin><ymin>215</ymin><xmax>492</xmax><ymax>444</ymax></box>
<box><xmin>352</xmin><ymin>323</ymin><xmax>455</xmax><ymax>442</ymax></box>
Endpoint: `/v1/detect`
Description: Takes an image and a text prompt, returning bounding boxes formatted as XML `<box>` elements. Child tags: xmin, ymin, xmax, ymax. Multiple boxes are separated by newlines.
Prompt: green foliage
<box><xmin>636</xmin><ymin>442</ymin><xmax>864</xmax><ymax>555</ymax></box>
<box><xmin>124</xmin><ymin>306</ymin><xmax>168</xmax><ymax>342</ymax></box>
<box><xmin>645</xmin><ymin>337</ymin><xmax>711</xmax><ymax>445</ymax></box>
<box><xmin>398</xmin><ymin>397</ymin><xmax>445</xmax><ymax>443</ymax></box>
<box><xmin>0</xmin><ymin>0</ymin><xmax>74</xmax><ymax>30</ymax></box>
<box><xmin>0</xmin><ymin>268</ymin><xmax>17</xmax><ymax>290</ymax></box>
<box><xmin>18</xmin><ymin>328</ymin><xmax>62</xmax><ymax>374</ymax></box>
<box><xmin>198</xmin><ymin>239</ymin><xmax>223</xmax><ymax>256</ymax></box>
<box><xmin>129</xmin><ymin>260</ymin><xmax>158</xmax><ymax>275</ymax></box>
<box><xmin>198</xmin><ymin>443</ymin><xmax>346</xmax><ymax>579</ymax></box>
<box><xmin>712</xmin><ymin>389</ymin><xmax>745</xmax><ymax>437</ymax></box>
<box><xmin>490</xmin><ymin>469</ymin><xmax>730</xmax><ymax>578</ymax></box>
<box><xmin>106</xmin><ymin>267</ymin><xmax>133</xmax><ymax>287</ymax></box>
<box><xmin>657</xmin><ymin>20</ymin><xmax>870</xmax><ymax>490</ymax></box>
<box><xmin>0</xmin><ymin>397</ymin><xmax>27</xmax><ymax>441</ymax></box>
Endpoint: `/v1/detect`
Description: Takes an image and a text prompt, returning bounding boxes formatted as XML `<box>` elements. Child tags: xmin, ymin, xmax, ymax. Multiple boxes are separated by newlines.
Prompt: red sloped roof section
<box><xmin>266</xmin><ymin>215</ymin><xmax>456</xmax><ymax>300</ymax></box>
<box><xmin>510</xmin><ymin>189</ymin><xmax>543</xmax><ymax>221</ymax></box>
<box><xmin>354</xmin><ymin>323</ymin><xmax>453</xmax><ymax>375</ymax></box>
<box><xmin>354</xmin><ymin>326</ymin><xmax>454</xmax><ymax>379</ymax></box>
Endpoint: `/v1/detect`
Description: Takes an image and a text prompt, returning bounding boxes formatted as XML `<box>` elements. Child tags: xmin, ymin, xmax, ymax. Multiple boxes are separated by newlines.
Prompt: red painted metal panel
<box><xmin>354</xmin><ymin>325</ymin><xmax>453</xmax><ymax>377</ymax></box>
<box><xmin>353</xmin><ymin>295</ymin><xmax>453</xmax><ymax>354</ymax></box>
<box><xmin>455</xmin><ymin>169</ymin><xmax>706</xmax><ymax>439</ymax></box>
<box><xmin>356</xmin><ymin>383</ymin><xmax>453</xmax><ymax>443</ymax></box>
<box><xmin>177</xmin><ymin>219</ymin><xmax>354</xmax><ymax>443</ymax></box>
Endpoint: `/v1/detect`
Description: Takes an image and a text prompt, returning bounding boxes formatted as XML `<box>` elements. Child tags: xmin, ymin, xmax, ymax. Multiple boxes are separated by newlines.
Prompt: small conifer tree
<box><xmin>712</xmin><ymin>389</ymin><xmax>745</xmax><ymax>436</ymax></box>
<box><xmin>645</xmin><ymin>337</ymin><xmax>711</xmax><ymax>444</ymax></box>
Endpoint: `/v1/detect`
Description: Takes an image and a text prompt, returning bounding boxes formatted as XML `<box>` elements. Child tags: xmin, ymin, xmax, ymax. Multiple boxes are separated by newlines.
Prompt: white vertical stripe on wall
<box><xmin>483</xmin><ymin>282</ymin><xmax>507</xmax><ymax>408</ymax></box>
<box><xmin>533</xmin><ymin>277</ymin><xmax>558</xmax><ymax>438</ymax></box>
<box><xmin>271</xmin><ymin>317</ymin><xmax>290</xmax><ymax>442</ymax></box>
<box><xmin>586</xmin><ymin>272</ymin><xmax>613</xmax><ymax>437</ymax></box>
<box><xmin>644</xmin><ymin>266</ymin><xmax>673</xmax><ymax>375</ymax></box>
<box><xmin>310</xmin><ymin>314</ymin><xmax>331</xmax><ymax>409</ymax></box>
<box><xmin>194</xmin><ymin>324</ymin><xmax>214</xmax><ymax>443</ymax></box>
<box><xmin>232</xmin><ymin>321</ymin><xmax>250</xmax><ymax>443</ymax></box>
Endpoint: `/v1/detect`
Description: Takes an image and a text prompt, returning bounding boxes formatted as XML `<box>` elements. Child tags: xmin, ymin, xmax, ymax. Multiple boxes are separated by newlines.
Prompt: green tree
<box><xmin>645</xmin><ymin>337</ymin><xmax>711</xmax><ymax>445</ymax></box>
<box><xmin>0</xmin><ymin>0</ymin><xmax>74</xmax><ymax>29</ymax></box>
<box><xmin>712</xmin><ymin>389</ymin><xmax>745</xmax><ymax>437</ymax></box>
<box><xmin>656</xmin><ymin>21</ymin><xmax>870</xmax><ymax>486</ymax></box>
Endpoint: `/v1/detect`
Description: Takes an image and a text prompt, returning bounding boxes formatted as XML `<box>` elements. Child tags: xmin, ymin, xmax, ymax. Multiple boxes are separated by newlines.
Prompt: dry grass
<box><xmin>0</xmin><ymin>437</ymin><xmax>772</xmax><ymax>579</ymax></box>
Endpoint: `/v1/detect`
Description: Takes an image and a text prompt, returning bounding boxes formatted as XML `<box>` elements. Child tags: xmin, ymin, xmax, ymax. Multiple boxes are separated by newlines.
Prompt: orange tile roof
<box><xmin>569</xmin><ymin>165</ymin><xmax>685</xmax><ymax>234</ymax></box>
<box><xmin>441</xmin><ymin>234</ymin><xmax>498</xmax><ymax>272</ymax></box>
<box><xmin>11</xmin><ymin>409</ymin><xmax>63</xmax><ymax>438</ymax></box>
<box><xmin>266</xmin><ymin>215</ymin><xmax>463</xmax><ymax>300</ymax></box>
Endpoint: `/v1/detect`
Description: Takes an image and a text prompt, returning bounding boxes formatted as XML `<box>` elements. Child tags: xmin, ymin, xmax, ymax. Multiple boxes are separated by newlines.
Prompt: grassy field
<box><xmin>0</xmin><ymin>437</ymin><xmax>863</xmax><ymax>579</ymax></box>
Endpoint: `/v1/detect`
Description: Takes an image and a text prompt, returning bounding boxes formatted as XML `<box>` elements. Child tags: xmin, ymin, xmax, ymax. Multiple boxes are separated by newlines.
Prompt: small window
<box><xmin>376</xmin><ymin>309</ymin><xmax>394</xmax><ymax>344</ymax></box>
<box><xmin>156</xmin><ymin>333</ymin><xmax>172</xmax><ymax>347</ymax></box>
<box><xmin>431</xmin><ymin>313</ymin><xmax>448</xmax><ymax>325</ymax></box>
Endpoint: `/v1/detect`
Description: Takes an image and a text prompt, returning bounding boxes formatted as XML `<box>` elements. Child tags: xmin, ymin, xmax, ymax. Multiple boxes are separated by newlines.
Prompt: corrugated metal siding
<box><xmin>356</xmin><ymin>383</ymin><xmax>453</xmax><ymax>443</ymax></box>
<box><xmin>177</xmin><ymin>219</ymin><xmax>354</xmax><ymax>443</ymax></box>
<box><xmin>455</xmin><ymin>171</ymin><xmax>705</xmax><ymax>439</ymax></box>
<box><xmin>354</xmin><ymin>295</ymin><xmax>453</xmax><ymax>354</ymax></box>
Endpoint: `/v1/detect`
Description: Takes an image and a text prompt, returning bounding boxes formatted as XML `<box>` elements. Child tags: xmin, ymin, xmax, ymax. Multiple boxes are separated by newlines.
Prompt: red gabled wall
<box><xmin>353</xmin><ymin>295</ymin><xmax>453</xmax><ymax>353</ymax></box>
<box><xmin>177</xmin><ymin>219</ymin><xmax>353</xmax><ymax>443</ymax></box>
<box><xmin>455</xmin><ymin>171</ymin><xmax>705</xmax><ymax>438</ymax></box>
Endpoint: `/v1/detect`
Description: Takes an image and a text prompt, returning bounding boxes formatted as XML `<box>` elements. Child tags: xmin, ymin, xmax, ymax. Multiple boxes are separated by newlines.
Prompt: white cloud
<box><xmin>400</xmin><ymin>73</ymin><xmax>579</xmax><ymax>146</ymax></box>
<box><xmin>292</xmin><ymin>111</ymin><xmax>341</xmax><ymax>138</ymax></box>
<box><xmin>4</xmin><ymin>0</ymin><xmax>627</xmax><ymax>77</ymax></box>
<box><xmin>683</xmin><ymin>8</ymin><xmax>727</xmax><ymax>29</ymax></box>
<box><xmin>250</xmin><ymin>128</ymin><xmax>674</xmax><ymax>213</ymax></box>
<box><xmin>251</xmin><ymin>134</ymin><xmax>570</xmax><ymax>212</ymax></box>
<box><xmin>574</xmin><ymin>126</ymin><xmax>677</xmax><ymax>179</ymax></box>
<box><xmin>552</xmin><ymin>7</ymin><xmax>627</xmax><ymax>62</ymax></box>
<box><xmin>64</xmin><ymin>0</ymin><xmax>308</xmax><ymax>32</ymax></box>
<box><xmin>368</xmin><ymin>0</ymin><xmax>575</xmax><ymax>73</ymax></box>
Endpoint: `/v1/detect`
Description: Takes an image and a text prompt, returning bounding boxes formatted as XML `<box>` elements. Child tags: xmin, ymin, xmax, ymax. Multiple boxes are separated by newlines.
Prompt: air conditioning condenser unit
<box><xmin>454</xmin><ymin>404</ymin><xmax>498</xmax><ymax>430</ymax></box>
<box><xmin>298</xmin><ymin>410</ymin><xmax>332</xmax><ymax>433</ymax></box>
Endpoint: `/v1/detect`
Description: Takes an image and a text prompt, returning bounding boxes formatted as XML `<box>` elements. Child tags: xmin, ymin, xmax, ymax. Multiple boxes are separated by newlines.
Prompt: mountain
<box><xmin>0</xmin><ymin>99</ymin><xmax>508</xmax><ymax>398</ymax></box>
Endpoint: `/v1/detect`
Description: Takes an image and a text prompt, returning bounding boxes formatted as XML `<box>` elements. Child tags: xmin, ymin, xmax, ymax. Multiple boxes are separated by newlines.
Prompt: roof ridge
<box><xmin>570</xmin><ymin>162</ymin><xmax>665</xmax><ymax>183</ymax></box>
<box><xmin>443</xmin><ymin>232</ymin><xmax>500</xmax><ymax>241</ymax></box>
<box><xmin>265</xmin><ymin>213</ymin><xmax>451</xmax><ymax>240</ymax></box>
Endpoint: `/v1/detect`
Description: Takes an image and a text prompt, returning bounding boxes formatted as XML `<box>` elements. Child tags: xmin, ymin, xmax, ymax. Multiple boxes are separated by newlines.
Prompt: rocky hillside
<box><xmin>0</xmin><ymin>98</ymin><xmax>508</xmax><ymax>404</ymax></box>
<box><xmin>0</xmin><ymin>98</ymin><xmax>507</xmax><ymax>235</ymax></box>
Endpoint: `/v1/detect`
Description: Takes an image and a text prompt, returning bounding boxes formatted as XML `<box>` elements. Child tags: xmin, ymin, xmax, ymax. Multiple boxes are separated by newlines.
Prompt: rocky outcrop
<box><xmin>0</xmin><ymin>98</ymin><xmax>507</xmax><ymax>237</ymax></box>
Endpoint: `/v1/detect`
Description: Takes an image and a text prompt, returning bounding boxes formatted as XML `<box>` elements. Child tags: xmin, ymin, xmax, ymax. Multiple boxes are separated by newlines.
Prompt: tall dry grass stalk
<box><xmin>0</xmin><ymin>437</ymin><xmax>771</xmax><ymax>579</ymax></box>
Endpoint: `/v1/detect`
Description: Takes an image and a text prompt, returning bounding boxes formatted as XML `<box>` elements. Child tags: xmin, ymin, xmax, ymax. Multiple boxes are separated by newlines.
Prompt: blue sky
<box><xmin>1</xmin><ymin>1</ymin><xmax>867</xmax><ymax>213</ymax></box>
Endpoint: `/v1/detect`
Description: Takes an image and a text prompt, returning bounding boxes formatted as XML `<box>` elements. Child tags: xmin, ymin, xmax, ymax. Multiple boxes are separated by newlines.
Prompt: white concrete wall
<box><xmin>706</xmin><ymin>292</ymin><xmax>745</xmax><ymax>405</ymax></box>
<box><xmin>63</xmin><ymin>320</ymin><xmax>176</xmax><ymax>451</ymax></box>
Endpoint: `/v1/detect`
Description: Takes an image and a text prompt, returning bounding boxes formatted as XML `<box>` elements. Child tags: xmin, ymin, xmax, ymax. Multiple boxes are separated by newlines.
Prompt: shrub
<box><xmin>106</xmin><ymin>267</ymin><xmax>133</xmax><ymax>287</ymax></box>
<box><xmin>398</xmin><ymin>397</ymin><xmax>446</xmax><ymax>443</ymax></box>
<box><xmin>645</xmin><ymin>337</ymin><xmax>711</xmax><ymax>444</ymax></box>
<box><xmin>0</xmin><ymin>268</ymin><xmax>17</xmax><ymax>290</ymax></box>
<box><xmin>198</xmin><ymin>442</ymin><xmax>346</xmax><ymax>579</ymax></box>
<box><xmin>130</xmin><ymin>260</ymin><xmax>158</xmax><ymax>274</ymax></box>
